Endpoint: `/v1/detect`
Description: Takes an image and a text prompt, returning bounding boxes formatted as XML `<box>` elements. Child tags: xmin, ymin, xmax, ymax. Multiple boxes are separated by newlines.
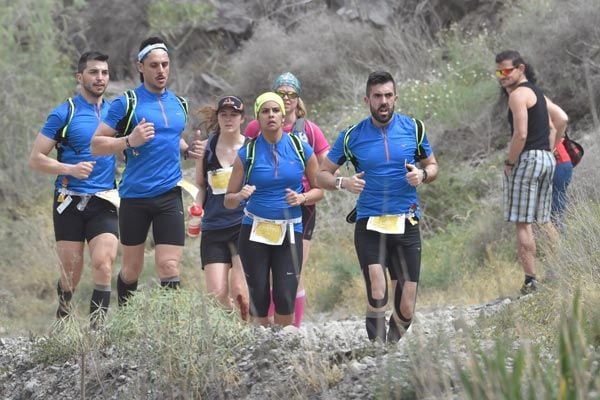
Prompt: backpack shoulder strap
<box><xmin>175</xmin><ymin>95</ymin><xmax>189</xmax><ymax>123</ymax></box>
<box><xmin>413</xmin><ymin>117</ymin><xmax>427</xmax><ymax>161</ymax></box>
<box><xmin>203</xmin><ymin>132</ymin><xmax>218</xmax><ymax>178</ymax></box>
<box><xmin>342</xmin><ymin>123</ymin><xmax>359</xmax><ymax>169</ymax></box>
<box><xmin>54</xmin><ymin>97</ymin><xmax>75</xmax><ymax>144</ymax></box>
<box><xmin>288</xmin><ymin>132</ymin><xmax>306</xmax><ymax>168</ymax></box>
<box><xmin>292</xmin><ymin>117</ymin><xmax>305</xmax><ymax>135</ymax></box>
<box><xmin>244</xmin><ymin>138</ymin><xmax>257</xmax><ymax>182</ymax></box>
<box><xmin>115</xmin><ymin>90</ymin><xmax>137</xmax><ymax>138</ymax></box>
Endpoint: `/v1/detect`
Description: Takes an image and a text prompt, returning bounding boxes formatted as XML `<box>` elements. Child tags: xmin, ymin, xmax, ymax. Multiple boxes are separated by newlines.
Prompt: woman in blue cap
<box><xmin>225</xmin><ymin>92</ymin><xmax>323</xmax><ymax>327</ymax></box>
<box><xmin>245</xmin><ymin>73</ymin><xmax>330</xmax><ymax>327</ymax></box>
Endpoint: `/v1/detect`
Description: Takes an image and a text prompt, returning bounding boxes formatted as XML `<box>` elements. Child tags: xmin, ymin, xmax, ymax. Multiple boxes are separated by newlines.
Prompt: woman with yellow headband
<box><xmin>224</xmin><ymin>92</ymin><xmax>323</xmax><ymax>327</ymax></box>
<box><xmin>245</xmin><ymin>72</ymin><xmax>330</xmax><ymax>328</ymax></box>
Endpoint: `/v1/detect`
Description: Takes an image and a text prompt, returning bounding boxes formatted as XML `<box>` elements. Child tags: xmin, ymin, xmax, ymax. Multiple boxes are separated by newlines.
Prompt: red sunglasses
<box><xmin>495</xmin><ymin>67</ymin><xmax>517</xmax><ymax>78</ymax></box>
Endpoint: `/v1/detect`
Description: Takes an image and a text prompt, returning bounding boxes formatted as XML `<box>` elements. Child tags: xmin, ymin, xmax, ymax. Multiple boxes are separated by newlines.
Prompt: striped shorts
<box><xmin>503</xmin><ymin>149</ymin><xmax>556</xmax><ymax>223</ymax></box>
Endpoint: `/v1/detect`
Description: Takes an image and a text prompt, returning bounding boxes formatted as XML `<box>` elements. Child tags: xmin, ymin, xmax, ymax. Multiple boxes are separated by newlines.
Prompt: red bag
<box><xmin>563</xmin><ymin>132</ymin><xmax>584</xmax><ymax>167</ymax></box>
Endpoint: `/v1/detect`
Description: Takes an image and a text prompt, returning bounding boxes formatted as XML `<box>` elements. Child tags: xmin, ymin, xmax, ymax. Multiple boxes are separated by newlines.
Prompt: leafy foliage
<box><xmin>0</xmin><ymin>0</ymin><xmax>73</xmax><ymax>205</ymax></box>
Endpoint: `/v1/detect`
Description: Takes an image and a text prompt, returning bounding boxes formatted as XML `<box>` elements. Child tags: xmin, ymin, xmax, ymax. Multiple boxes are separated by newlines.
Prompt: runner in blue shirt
<box><xmin>92</xmin><ymin>37</ymin><xmax>202</xmax><ymax>304</ymax></box>
<box><xmin>224</xmin><ymin>92</ymin><xmax>323</xmax><ymax>327</ymax></box>
<box><xmin>29</xmin><ymin>51</ymin><xmax>118</xmax><ymax>326</ymax></box>
<box><xmin>317</xmin><ymin>71</ymin><xmax>438</xmax><ymax>343</ymax></box>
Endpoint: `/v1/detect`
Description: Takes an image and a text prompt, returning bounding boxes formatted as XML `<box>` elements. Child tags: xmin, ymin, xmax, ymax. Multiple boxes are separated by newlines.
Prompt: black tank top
<box><xmin>201</xmin><ymin>133</ymin><xmax>244</xmax><ymax>230</ymax></box>
<box><xmin>507</xmin><ymin>81</ymin><xmax>550</xmax><ymax>152</ymax></box>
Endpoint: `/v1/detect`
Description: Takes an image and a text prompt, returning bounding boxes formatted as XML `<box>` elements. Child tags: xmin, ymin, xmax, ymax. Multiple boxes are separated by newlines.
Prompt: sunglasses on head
<box><xmin>495</xmin><ymin>66</ymin><xmax>517</xmax><ymax>78</ymax></box>
<box><xmin>276</xmin><ymin>90</ymin><xmax>299</xmax><ymax>99</ymax></box>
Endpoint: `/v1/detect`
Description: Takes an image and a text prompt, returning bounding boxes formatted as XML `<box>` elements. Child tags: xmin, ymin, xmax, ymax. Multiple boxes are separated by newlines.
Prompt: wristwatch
<box><xmin>335</xmin><ymin>176</ymin><xmax>344</xmax><ymax>190</ymax></box>
<box><xmin>504</xmin><ymin>159</ymin><xmax>516</xmax><ymax>167</ymax></box>
<box><xmin>420</xmin><ymin>168</ymin><xmax>428</xmax><ymax>183</ymax></box>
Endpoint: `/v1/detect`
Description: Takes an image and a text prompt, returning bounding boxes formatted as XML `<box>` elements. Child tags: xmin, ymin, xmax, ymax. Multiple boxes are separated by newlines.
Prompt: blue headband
<box><xmin>272</xmin><ymin>72</ymin><xmax>301</xmax><ymax>96</ymax></box>
<box><xmin>137</xmin><ymin>43</ymin><xmax>168</xmax><ymax>62</ymax></box>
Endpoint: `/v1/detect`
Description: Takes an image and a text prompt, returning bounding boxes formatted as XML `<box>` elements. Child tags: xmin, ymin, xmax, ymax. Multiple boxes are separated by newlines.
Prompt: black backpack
<box><xmin>53</xmin><ymin>91</ymin><xmax>189</xmax><ymax>157</ymax></box>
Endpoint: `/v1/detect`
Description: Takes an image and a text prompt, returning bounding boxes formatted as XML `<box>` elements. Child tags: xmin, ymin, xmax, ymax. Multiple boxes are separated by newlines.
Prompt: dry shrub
<box><xmin>66</xmin><ymin>0</ymin><xmax>150</xmax><ymax>81</ymax></box>
<box><xmin>227</xmin><ymin>12</ymin><xmax>436</xmax><ymax>103</ymax></box>
<box><xmin>0</xmin><ymin>202</ymin><xmax>58</xmax><ymax>332</ymax></box>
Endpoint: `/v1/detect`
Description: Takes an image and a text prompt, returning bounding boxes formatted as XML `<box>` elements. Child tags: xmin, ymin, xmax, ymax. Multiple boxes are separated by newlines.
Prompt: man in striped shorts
<box><xmin>495</xmin><ymin>50</ymin><xmax>556</xmax><ymax>295</ymax></box>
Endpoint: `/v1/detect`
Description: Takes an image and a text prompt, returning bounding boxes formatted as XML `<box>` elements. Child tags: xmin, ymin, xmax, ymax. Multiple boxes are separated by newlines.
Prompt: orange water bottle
<box><xmin>187</xmin><ymin>203</ymin><xmax>203</xmax><ymax>237</ymax></box>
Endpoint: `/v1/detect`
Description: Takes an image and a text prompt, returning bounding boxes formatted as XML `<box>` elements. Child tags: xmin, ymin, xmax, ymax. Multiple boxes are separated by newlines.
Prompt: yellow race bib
<box><xmin>208</xmin><ymin>167</ymin><xmax>233</xmax><ymax>195</ymax></box>
<box><xmin>366</xmin><ymin>215</ymin><xmax>405</xmax><ymax>234</ymax></box>
<box><xmin>250</xmin><ymin>219</ymin><xmax>287</xmax><ymax>245</ymax></box>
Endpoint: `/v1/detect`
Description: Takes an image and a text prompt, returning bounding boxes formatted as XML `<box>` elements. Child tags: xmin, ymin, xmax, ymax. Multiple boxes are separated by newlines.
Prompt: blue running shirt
<box><xmin>103</xmin><ymin>85</ymin><xmax>187</xmax><ymax>198</ymax></box>
<box><xmin>41</xmin><ymin>94</ymin><xmax>115</xmax><ymax>194</ymax></box>
<box><xmin>239</xmin><ymin>133</ymin><xmax>314</xmax><ymax>233</ymax></box>
<box><xmin>327</xmin><ymin>113</ymin><xmax>432</xmax><ymax>221</ymax></box>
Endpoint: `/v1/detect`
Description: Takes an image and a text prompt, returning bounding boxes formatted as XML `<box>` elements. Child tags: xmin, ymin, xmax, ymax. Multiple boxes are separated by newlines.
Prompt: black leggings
<box><xmin>238</xmin><ymin>224</ymin><xmax>303</xmax><ymax>317</ymax></box>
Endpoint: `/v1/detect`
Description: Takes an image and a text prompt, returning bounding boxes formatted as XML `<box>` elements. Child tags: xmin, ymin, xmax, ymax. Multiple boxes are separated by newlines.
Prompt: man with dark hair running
<box><xmin>495</xmin><ymin>50</ymin><xmax>556</xmax><ymax>294</ymax></box>
<box><xmin>317</xmin><ymin>71</ymin><xmax>438</xmax><ymax>343</ymax></box>
<box><xmin>92</xmin><ymin>37</ymin><xmax>201</xmax><ymax>304</ymax></box>
<box><xmin>29</xmin><ymin>51</ymin><xmax>118</xmax><ymax>325</ymax></box>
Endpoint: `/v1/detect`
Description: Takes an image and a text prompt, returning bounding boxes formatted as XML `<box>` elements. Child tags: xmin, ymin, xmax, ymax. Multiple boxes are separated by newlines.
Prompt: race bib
<box><xmin>249</xmin><ymin>218</ymin><xmax>287</xmax><ymax>245</ymax></box>
<box><xmin>208</xmin><ymin>167</ymin><xmax>233</xmax><ymax>195</ymax></box>
<box><xmin>95</xmin><ymin>189</ymin><xmax>120</xmax><ymax>209</ymax></box>
<box><xmin>366</xmin><ymin>215</ymin><xmax>406</xmax><ymax>234</ymax></box>
<box><xmin>56</xmin><ymin>195</ymin><xmax>73</xmax><ymax>214</ymax></box>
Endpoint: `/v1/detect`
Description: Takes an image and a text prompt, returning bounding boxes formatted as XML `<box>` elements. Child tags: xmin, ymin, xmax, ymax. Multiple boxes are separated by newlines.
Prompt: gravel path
<box><xmin>0</xmin><ymin>297</ymin><xmax>515</xmax><ymax>399</ymax></box>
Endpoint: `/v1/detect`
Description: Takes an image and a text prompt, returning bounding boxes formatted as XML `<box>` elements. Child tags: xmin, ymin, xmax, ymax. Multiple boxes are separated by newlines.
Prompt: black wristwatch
<box><xmin>420</xmin><ymin>168</ymin><xmax>428</xmax><ymax>183</ymax></box>
<box><xmin>504</xmin><ymin>159</ymin><xmax>516</xmax><ymax>167</ymax></box>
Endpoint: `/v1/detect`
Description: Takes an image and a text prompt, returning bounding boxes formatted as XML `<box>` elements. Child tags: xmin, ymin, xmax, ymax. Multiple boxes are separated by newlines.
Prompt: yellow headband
<box><xmin>254</xmin><ymin>92</ymin><xmax>285</xmax><ymax>119</ymax></box>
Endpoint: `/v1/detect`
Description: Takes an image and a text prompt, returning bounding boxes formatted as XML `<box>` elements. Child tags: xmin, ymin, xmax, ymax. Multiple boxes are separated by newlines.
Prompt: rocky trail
<box><xmin>0</xmin><ymin>296</ymin><xmax>516</xmax><ymax>399</ymax></box>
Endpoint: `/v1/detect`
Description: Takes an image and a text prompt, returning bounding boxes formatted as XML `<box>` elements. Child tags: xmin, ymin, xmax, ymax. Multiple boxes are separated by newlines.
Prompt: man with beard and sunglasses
<box><xmin>29</xmin><ymin>51</ymin><xmax>118</xmax><ymax>326</ymax></box>
<box><xmin>317</xmin><ymin>71</ymin><xmax>438</xmax><ymax>343</ymax></box>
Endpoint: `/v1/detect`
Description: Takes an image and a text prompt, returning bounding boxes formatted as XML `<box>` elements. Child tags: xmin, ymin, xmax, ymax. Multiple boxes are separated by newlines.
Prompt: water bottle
<box><xmin>187</xmin><ymin>203</ymin><xmax>203</xmax><ymax>238</ymax></box>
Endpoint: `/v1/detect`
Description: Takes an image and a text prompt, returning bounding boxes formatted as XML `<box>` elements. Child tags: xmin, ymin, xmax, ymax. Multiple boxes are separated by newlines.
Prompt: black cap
<box><xmin>217</xmin><ymin>95</ymin><xmax>244</xmax><ymax>113</ymax></box>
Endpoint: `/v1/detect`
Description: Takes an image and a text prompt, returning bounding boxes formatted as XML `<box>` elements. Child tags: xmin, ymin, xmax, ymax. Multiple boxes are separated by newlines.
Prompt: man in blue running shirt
<box><xmin>318</xmin><ymin>71</ymin><xmax>438</xmax><ymax>343</ymax></box>
<box><xmin>92</xmin><ymin>37</ymin><xmax>202</xmax><ymax>304</ymax></box>
<box><xmin>29</xmin><ymin>51</ymin><xmax>118</xmax><ymax>326</ymax></box>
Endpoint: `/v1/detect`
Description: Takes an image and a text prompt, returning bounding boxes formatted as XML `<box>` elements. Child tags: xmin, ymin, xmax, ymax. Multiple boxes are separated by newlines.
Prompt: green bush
<box><xmin>33</xmin><ymin>288</ymin><xmax>255</xmax><ymax>397</ymax></box>
<box><xmin>0</xmin><ymin>0</ymin><xmax>73</xmax><ymax>205</ymax></box>
<box><xmin>397</xmin><ymin>25</ymin><xmax>498</xmax><ymax>127</ymax></box>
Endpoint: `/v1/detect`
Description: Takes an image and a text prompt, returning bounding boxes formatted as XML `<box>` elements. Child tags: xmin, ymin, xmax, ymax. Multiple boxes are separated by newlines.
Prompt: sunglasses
<box><xmin>276</xmin><ymin>90</ymin><xmax>299</xmax><ymax>99</ymax></box>
<box><xmin>495</xmin><ymin>67</ymin><xmax>517</xmax><ymax>78</ymax></box>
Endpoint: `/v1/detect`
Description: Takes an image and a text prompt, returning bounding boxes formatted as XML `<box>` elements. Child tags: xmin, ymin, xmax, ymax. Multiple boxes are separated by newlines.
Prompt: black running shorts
<box><xmin>53</xmin><ymin>194</ymin><xmax>119</xmax><ymax>242</ymax></box>
<box><xmin>119</xmin><ymin>186</ymin><xmax>185</xmax><ymax>246</ymax></box>
<box><xmin>200</xmin><ymin>224</ymin><xmax>241</xmax><ymax>268</ymax></box>
<box><xmin>354</xmin><ymin>218</ymin><xmax>422</xmax><ymax>283</ymax></box>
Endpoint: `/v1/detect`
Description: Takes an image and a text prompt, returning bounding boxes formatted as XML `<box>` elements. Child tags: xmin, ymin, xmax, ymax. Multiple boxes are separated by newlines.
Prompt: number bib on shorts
<box><xmin>250</xmin><ymin>218</ymin><xmax>287</xmax><ymax>245</ymax></box>
<box><xmin>245</xmin><ymin>209</ymin><xmax>302</xmax><ymax>246</ymax></box>
<box><xmin>366</xmin><ymin>214</ymin><xmax>406</xmax><ymax>234</ymax></box>
<box><xmin>208</xmin><ymin>167</ymin><xmax>233</xmax><ymax>195</ymax></box>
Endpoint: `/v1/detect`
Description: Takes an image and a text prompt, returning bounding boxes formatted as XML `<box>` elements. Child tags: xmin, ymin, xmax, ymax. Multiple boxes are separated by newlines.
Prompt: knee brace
<box><xmin>364</xmin><ymin>271</ymin><xmax>388</xmax><ymax>308</ymax></box>
<box><xmin>387</xmin><ymin>312</ymin><xmax>412</xmax><ymax>344</ymax></box>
